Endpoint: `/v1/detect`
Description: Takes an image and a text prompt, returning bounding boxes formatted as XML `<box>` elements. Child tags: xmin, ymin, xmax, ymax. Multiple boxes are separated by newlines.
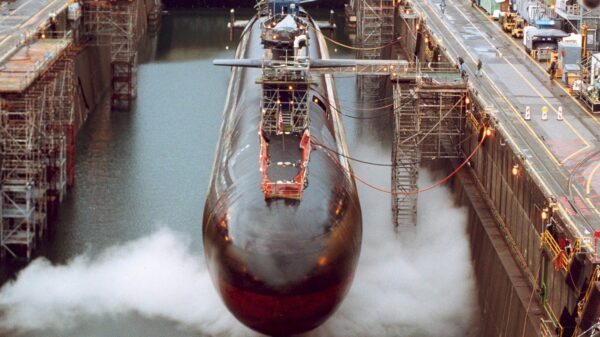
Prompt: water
<box><xmin>0</xmin><ymin>9</ymin><xmax>477</xmax><ymax>337</ymax></box>
<box><xmin>2</xmin><ymin>9</ymin><xmax>236</xmax><ymax>336</ymax></box>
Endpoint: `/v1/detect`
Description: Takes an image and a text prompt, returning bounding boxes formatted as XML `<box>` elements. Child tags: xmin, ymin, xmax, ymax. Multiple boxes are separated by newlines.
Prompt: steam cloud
<box><xmin>0</xmin><ymin>145</ymin><xmax>477</xmax><ymax>337</ymax></box>
<box><xmin>311</xmin><ymin>144</ymin><xmax>478</xmax><ymax>337</ymax></box>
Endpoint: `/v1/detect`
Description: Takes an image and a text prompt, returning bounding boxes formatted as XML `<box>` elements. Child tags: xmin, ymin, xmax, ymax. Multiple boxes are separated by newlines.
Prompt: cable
<box><xmin>335</xmin><ymin>94</ymin><xmax>395</xmax><ymax>105</ymax></box>
<box><xmin>325</xmin><ymin>99</ymin><xmax>395</xmax><ymax>119</ymax></box>
<box><xmin>520</xmin><ymin>263</ymin><xmax>542</xmax><ymax>337</ymax></box>
<box><xmin>310</xmin><ymin>87</ymin><xmax>397</xmax><ymax>119</ymax></box>
<box><xmin>320</xmin><ymin>33</ymin><xmax>400</xmax><ymax>51</ymax></box>
<box><xmin>307</xmin><ymin>21</ymin><xmax>415</xmax><ymax>52</ymax></box>
<box><xmin>317</xmin><ymin>142</ymin><xmax>394</xmax><ymax>167</ymax></box>
<box><xmin>313</xmin><ymin>130</ymin><xmax>487</xmax><ymax>195</ymax></box>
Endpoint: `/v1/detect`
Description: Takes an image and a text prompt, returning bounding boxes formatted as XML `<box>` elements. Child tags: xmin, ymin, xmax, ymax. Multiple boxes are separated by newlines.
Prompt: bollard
<box><xmin>557</xmin><ymin>106</ymin><xmax>563</xmax><ymax>121</ymax></box>
<box><xmin>330</xmin><ymin>10</ymin><xmax>335</xmax><ymax>27</ymax></box>
<box><xmin>525</xmin><ymin>106</ymin><xmax>531</xmax><ymax>120</ymax></box>
<box><xmin>230</xmin><ymin>9</ymin><xmax>235</xmax><ymax>42</ymax></box>
<box><xmin>542</xmin><ymin>106</ymin><xmax>548</xmax><ymax>121</ymax></box>
<box><xmin>329</xmin><ymin>10</ymin><xmax>335</xmax><ymax>38</ymax></box>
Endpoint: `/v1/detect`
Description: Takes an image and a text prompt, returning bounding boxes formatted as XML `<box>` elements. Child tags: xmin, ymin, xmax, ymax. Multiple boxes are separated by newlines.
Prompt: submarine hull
<box><xmin>203</xmin><ymin>15</ymin><xmax>362</xmax><ymax>336</ymax></box>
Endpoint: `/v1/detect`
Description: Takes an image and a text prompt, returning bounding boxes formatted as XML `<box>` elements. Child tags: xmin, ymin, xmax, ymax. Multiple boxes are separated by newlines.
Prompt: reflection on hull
<box><xmin>219</xmin><ymin>279</ymin><xmax>346</xmax><ymax>335</ymax></box>
<box><xmin>203</xmin><ymin>6</ymin><xmax>362</xmax><ymax>335</ymax></box>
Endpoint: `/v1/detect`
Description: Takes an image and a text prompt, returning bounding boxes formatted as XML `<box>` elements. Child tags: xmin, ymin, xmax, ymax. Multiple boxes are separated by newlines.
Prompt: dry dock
<box><xmin>0</xmin><ymin>1</ymin><xmax>598</xmax><ymax>336</ymax></box>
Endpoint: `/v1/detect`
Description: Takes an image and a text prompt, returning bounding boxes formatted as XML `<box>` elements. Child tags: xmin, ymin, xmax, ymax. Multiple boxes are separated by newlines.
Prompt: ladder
<box><xmin>392</xmin><ymin>84</ymin><xmax>420</xmax><ymax>230</ymax></box>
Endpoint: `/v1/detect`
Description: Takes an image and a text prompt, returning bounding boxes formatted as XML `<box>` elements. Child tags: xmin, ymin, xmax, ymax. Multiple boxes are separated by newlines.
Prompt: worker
<box><xmin>572</xmin><ymin>78</ymin><xmax>582</xmax><ymax>97</ymax></box>
<box><xmin>549</xmin><ymin>59</ymin><xmax>557</xmax><ymax>81</ymax></box>
<box><xmin>565</xmin><ymin>239</ymin><xmax>572</xmax><ymax>257</ymax></box>
<box><xmin>476</xmin><ymin>58</ymin><xmax>482</xmax><ymax>77</ymax></box>
<box><xmin>459</xmin><ymin>62</ymin><xmax>467</xmax><ymax>80</ymax></box>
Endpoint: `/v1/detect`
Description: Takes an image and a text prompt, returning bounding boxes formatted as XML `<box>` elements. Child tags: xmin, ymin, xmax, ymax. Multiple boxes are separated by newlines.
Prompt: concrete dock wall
<box><xmin>393</xmin><ymin>6</ymin><xmax>599</xmax><ymax>336</ymax></box>
<box><xmin>454</xmin><ymin>169</ymin><xmax>544</xmax><ymax>337</ymax></box>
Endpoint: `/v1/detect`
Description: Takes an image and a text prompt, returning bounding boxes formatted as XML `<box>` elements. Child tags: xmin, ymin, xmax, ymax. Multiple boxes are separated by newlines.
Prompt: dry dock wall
<box><xmin>73</xmin><ymin>45</ymin><xmax>111</xmax><ymax>129</ymax></box>
<box><xmin>393</xmin><ymin>6</ymin><xmax>599</xmax><ymax>336</ymax></box>
<box><xmin>73</xmin><ymin>0</ymin><xmax>153</xmax><ymax>128</ymax></box>
<box><xmin>454</xmin><ymin>168</ymin><xmax>544</xmax><ymax>337</ymax></box>
<box><xmin>459</xmin><ymin>108</ymin><xmax>600</xmax><ymax>336</ymax></box>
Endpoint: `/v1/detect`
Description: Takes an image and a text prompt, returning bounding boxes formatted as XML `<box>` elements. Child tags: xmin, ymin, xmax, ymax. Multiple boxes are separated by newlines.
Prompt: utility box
<box><xmin>480</xmin><ymin>0</ymin><xmax>505</xmax><ymax>15</ymax></box>
<box><xmin>558</xmin><ymin>41</ymin><xmax>581</xmax><ymax>67</ymax></box>
<box><xmin>562</xmin><ymin>64</ymin><xmax>581</xmax><ymax>85</ymax></box>
<box><xmin>67</xmin><ymin>3</ymin><xmax>81</xmax><ymax>21</ymax></box>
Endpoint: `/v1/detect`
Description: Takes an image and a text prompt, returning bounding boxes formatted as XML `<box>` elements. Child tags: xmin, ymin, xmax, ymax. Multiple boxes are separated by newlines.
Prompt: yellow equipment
<box><xmin>502</xmin><ymin>12</ymin><xmax>517</xmax><ymax>32</ymax></box>
<box><xmin>512</xmin><ymin>18</ymin><xmax>524</xmax><ymax>38</ymax></box>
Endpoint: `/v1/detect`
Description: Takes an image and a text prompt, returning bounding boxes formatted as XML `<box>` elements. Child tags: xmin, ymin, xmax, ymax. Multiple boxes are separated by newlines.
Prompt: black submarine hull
<box><xmin>203</xmin><ymin>15</ymin><xmax>362</xmax><ymax>336</ymax></box>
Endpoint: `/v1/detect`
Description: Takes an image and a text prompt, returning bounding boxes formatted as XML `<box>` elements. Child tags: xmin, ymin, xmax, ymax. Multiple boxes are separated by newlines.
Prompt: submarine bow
<box><xmin>203</xmin><ymin>2</ymin><xmax>362</xmax><ymax>335</ymax></box>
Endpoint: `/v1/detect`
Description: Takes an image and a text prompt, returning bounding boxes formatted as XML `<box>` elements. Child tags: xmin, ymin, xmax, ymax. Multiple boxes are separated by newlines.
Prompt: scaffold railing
<box><xmin>540</xmin><ymin>229</ymin><xmax>571</xmax><ymax>272</ymax></box>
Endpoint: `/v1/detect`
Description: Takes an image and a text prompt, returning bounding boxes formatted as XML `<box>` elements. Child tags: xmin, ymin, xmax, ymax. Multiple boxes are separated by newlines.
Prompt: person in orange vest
<box><xmin>553</xmin><ymin>237</ymin><xmax>569</xmax><ymax>270</ymax></box>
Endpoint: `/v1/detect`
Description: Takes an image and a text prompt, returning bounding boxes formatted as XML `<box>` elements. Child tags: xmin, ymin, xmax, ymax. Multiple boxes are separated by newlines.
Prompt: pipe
<box><xmin>294</xmin><ymin>34</ymin><xmax>308</xmax><ymax>59</ymax></box>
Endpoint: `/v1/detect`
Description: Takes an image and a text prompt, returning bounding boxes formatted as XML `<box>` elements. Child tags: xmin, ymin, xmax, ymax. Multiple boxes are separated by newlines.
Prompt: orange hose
<box><xmin>314</xmin><ymin>130</ymin><xmax>487</xmax><ymax>195</ymax></box>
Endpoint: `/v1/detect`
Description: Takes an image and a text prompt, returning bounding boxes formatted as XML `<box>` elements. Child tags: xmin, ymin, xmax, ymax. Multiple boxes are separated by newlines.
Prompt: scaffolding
<box><xmin>391</xmin><ymin>64</ymin><xmax>467</xmax><ymax>229</ymax></box>
<box><xmin>356</xmin><ymin>0</ymin><xmax>395</xmax><ymax>101</ymax></box>
<box><xmin>0</xmin><ymin>36</ymin><xmax>74</xmax><ymax>259</ymax></box>
<box><xmin>392</xmin><ymin>84</ymin><xmax>419</xmax><ymax>230</ymax></box>
<box><xmin>260</xmin><ymin>85</ymin><xmax>310</xmax><ymax>134</ymax></box>
<box><xmin>83</xmin><ymin>0</ymin><xmax>139</xmax><ymax>111</ymax></box>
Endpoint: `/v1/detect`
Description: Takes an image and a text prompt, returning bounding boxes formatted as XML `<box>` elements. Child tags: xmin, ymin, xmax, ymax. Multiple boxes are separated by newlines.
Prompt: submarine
<box><xmin>203</xmin><ymin>1</ymin><xmax>362</xmax><ymax>335</ymax></box>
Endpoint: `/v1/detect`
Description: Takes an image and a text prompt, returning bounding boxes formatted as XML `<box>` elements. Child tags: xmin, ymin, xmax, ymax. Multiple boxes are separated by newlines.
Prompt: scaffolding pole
<box><xmin>356</xmin><ymin>0</ymin><xmax>395</xmax><ymax>101</ymax></box>
<box><xmin>392</xmin><ymin>84</ymin><xmax>419</xmax><ymax>229</ymax></box>
<box><xmin>391</xmin><ymin>66</ymin><xmax>467</xmax><ymax>230</ymax></box>
<box><xmin>83</xmin><ymin>0</ymin><xmax>139</xmax><ymax>111</ymax></box>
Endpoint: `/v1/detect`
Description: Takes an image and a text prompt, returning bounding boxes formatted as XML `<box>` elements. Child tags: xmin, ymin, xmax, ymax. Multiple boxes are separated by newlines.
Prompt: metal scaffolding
<box><xmin>83</xmin><ymin>0</ymin><xmax>139</xmax><ymax>111</ymax></box>
<box><xmin>356</xmin><ymin>0</ymin><xmax>395</xmax><ymax>101</ymax></box>
<box><xmin>391</xmin><ymin>64</ymin><xmax>467</xmax><ymax>229</ymax></box>
<box><xmin>0</xmin><ymin>36</ymin><xmax>74</xmax><ymax>259</ymax></box>
<box><xmin>392</xmin><ymin>84</ymin><xmax>419</xmax><ymax>230</ymax></box>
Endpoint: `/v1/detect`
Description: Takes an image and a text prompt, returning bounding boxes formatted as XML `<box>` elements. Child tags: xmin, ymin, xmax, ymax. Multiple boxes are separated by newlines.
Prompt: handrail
<box><xmin>540</xmin><ymin>230</ymin><xmax>570</xmax><ymax>272</ymax></box>
<box><xmin>577</xmin><ymin>266</ymin><xmax>600</xmax><ymax>319</ymax></box>
<box><xmin>259</xmin><ymin>128</ymin><xmax>310</xmax><ymax>200</ymax></box>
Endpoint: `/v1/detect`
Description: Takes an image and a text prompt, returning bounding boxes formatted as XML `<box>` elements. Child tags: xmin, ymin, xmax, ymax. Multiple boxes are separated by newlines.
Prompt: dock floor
<box><xmin>0</xmin><ymin>0</ymin><xmax>67</xmax><ymax>63</ymax></box>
